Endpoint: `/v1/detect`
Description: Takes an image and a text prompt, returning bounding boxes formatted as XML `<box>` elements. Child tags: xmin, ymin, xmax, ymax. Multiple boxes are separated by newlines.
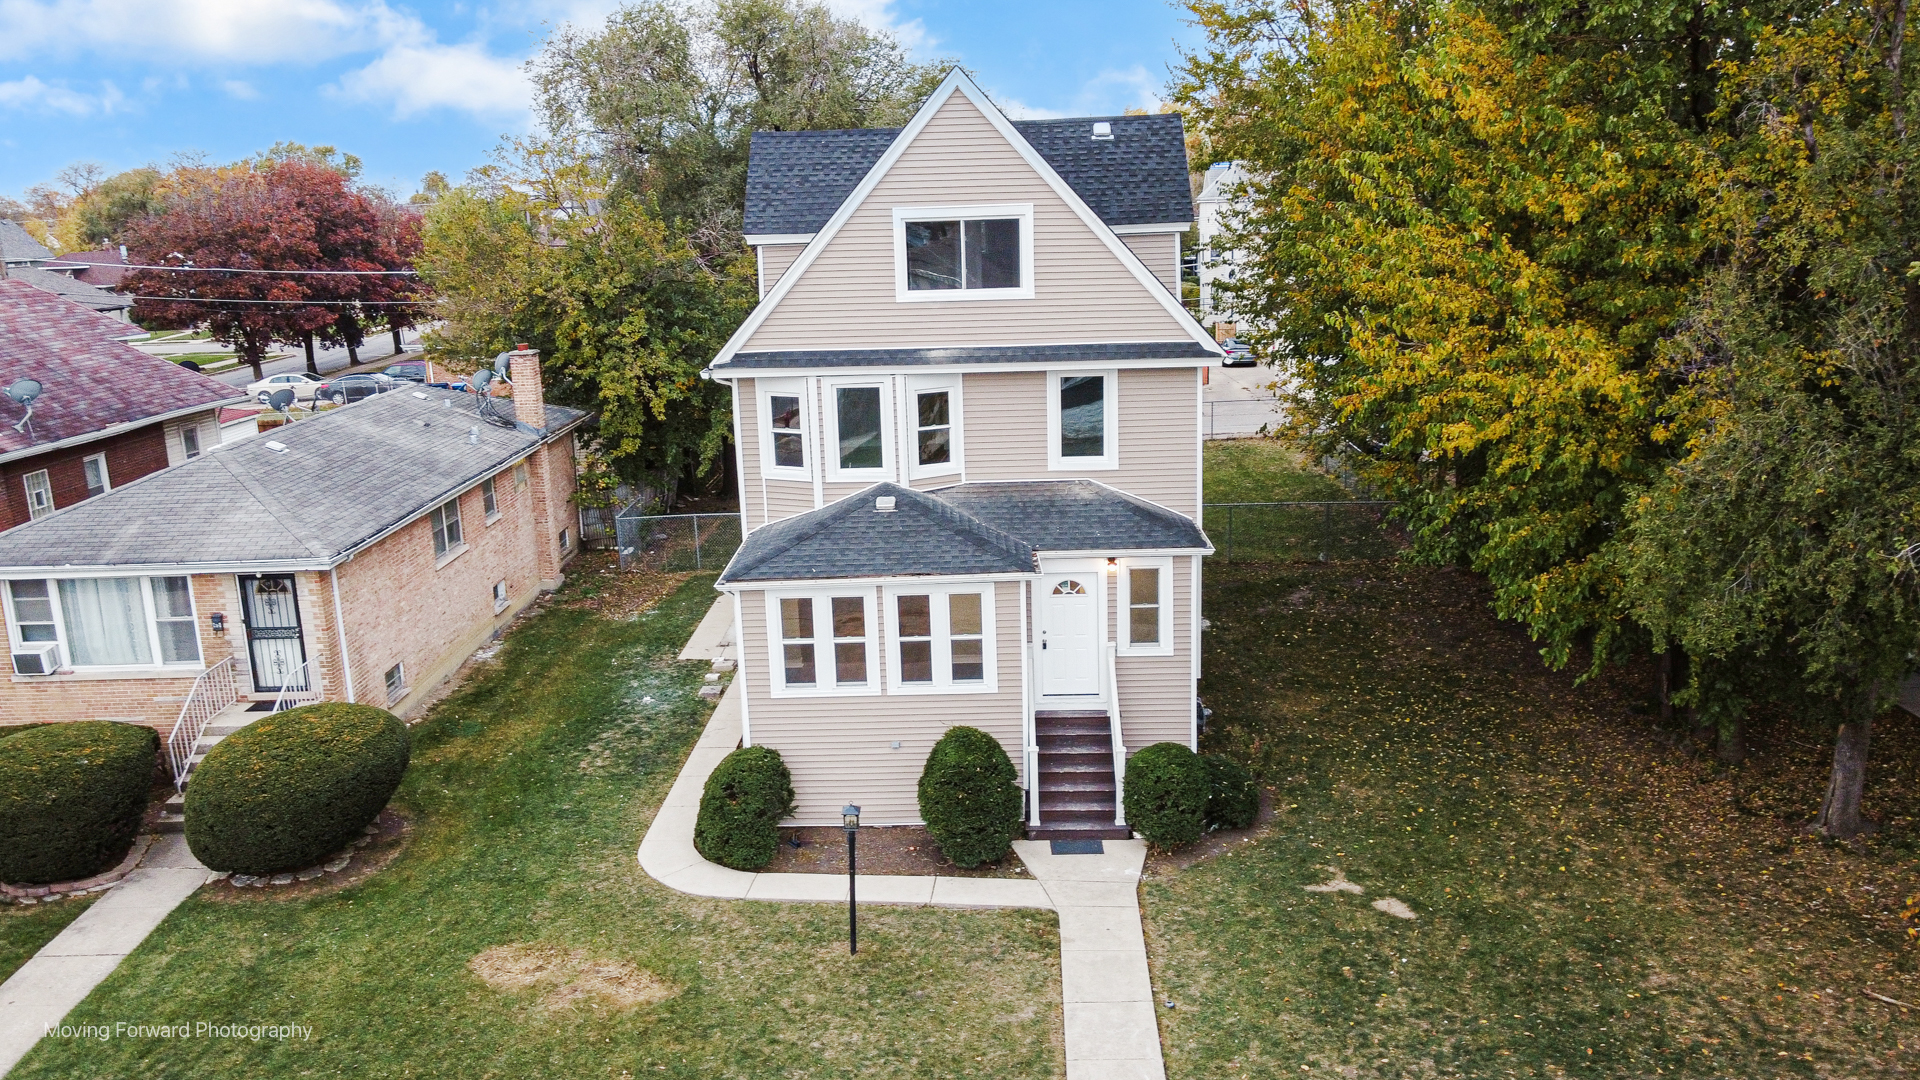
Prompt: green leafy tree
<box><xmin>68</xmin><ymin>168</ymin><xmax>164</xmax><ymax>246</ymax></box>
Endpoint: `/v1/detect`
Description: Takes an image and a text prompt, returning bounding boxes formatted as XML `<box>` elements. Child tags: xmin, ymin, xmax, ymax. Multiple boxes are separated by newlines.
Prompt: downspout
<box><xmin>330</xmin><ymin>565</ymin><xmax>357</xmax><ymax>703</ymax></box>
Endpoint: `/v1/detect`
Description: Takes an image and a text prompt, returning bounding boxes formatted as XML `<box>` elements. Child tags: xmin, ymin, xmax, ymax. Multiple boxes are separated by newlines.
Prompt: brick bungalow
<box><xmin>0</xmin><ymin>279</ymin><xmax>243</xmax><ymax>530</ymax></box>
<box><xmin>0</xmin><ymin>349</ymin><xmax>586</xmax><ymax>780</ymax></box>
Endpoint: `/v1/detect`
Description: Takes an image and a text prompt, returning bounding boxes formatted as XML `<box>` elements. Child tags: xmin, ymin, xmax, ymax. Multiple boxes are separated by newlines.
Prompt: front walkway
<box><xmin>0</xmin><ymin>835</ymin><xmax>214</xmax><ymax>1077</ymax></box>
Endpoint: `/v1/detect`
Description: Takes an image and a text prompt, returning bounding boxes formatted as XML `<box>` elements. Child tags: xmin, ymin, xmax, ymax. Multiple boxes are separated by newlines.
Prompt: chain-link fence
<box><xmin>615</xmin><ymin>512</ymin><xmax>743</xmax><ymax>572</ymax></box>
<box><xmin>1203</xmin><ymin>397</ymin><xmax>1285</xmax><ymax>439</ymax></box>
<box><xmin>1205</xmin><ymin>501</ymin><xmax>1398</xmax><ymax>562</ymax></box>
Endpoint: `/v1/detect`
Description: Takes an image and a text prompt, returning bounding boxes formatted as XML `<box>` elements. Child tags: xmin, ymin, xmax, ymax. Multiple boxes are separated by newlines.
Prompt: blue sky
<box><xmin>0</xmin><ymin>0</ymin><xmax>1204</xmax><ymax>202</ymax></box>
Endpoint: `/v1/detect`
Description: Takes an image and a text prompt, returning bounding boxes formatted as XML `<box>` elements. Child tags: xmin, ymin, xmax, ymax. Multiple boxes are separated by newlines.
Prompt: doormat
<box><xmin>1049</xmin><ymin>839</ymin><xmax>1104</xmax><ymax>855</ymax></box>
<box><xmin>244</xmin><ymin>701</ymin><xmax>276</xmax><ymax>712</ymax></box>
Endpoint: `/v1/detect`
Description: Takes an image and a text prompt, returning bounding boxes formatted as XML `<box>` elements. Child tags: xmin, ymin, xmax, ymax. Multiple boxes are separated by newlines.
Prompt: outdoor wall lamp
<box><xmin>1107</xmin><ymin>557</ymin><xmax>1118</xmax><ymax>572</ymax></box>
<box><xmin>843</xmin><ymin>804</ymin><xmax>861</xmax><ymax>955</ymax></box>
<box><xmin>209</xmin><ymin>612</ymin><xmax>226</xmax><ymax>633</ymax></box>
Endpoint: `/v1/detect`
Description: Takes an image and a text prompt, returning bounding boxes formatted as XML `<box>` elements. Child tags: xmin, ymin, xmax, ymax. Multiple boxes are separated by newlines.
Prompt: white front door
<box><xmin>1039</xmin><ymin>571</ymin><xmax>1101</xmax><ymax>696</ymax></box>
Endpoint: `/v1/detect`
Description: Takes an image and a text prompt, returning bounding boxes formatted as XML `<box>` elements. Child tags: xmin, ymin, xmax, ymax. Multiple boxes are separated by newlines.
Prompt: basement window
<box><xmin>384</xmin><ymin>662</ymin><xmax>405</xmax><ymax>703</ymax></box>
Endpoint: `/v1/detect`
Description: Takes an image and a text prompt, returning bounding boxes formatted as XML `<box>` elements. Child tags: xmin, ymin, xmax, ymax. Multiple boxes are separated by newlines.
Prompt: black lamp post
<box><xmin>842</xmin><ymin>804</ymin><xmax>861</xmax><ymax>955</ymax></box>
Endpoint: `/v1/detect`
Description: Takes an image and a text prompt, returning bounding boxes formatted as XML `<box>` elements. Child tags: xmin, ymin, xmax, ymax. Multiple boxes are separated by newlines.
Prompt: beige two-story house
<box><xmin>709</xmin><ymin>71</ymin><xmax>1220</xmax><ymax>839</ymax></box>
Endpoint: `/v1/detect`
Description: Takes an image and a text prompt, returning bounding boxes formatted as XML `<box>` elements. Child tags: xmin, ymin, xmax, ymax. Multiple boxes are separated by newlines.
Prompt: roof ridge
<box><xmin>205</xmin><ymin>450</ymin><xmax>333</xmax><ymax>559</ymax></box>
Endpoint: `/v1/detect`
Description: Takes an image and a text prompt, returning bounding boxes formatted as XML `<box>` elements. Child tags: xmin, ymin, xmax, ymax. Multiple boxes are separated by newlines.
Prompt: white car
<box><xmin>246</xmin><ymin>372</ymin><xmax>324</xmax><ymax>405</ymax></box>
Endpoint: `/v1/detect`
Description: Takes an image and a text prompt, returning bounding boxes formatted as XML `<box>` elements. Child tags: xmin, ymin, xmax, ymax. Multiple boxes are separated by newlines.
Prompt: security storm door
<box><xmin>238</xmin><ymin>574</ymin><xmax>309</xmax><ymax>693</ymax></box>
<box><xmin>1038</xmin><ymin>571</ymin><xmax>1101</xmax><ymax>697</ymax></box>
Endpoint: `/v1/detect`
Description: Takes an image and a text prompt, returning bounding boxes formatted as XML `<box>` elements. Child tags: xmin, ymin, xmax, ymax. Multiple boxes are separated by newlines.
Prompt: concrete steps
<box><xmin>158</xmin><ymin>701</ymin><xmax>270</xmax><ymax>831</ymax></box>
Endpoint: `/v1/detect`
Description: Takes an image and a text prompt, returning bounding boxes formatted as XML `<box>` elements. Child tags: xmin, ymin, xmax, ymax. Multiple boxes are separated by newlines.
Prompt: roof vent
<box><xmin>468</xmin><ymin>426</ymin><xmax>480</xmax><ymax>445</ymax></box>
<box><xmin>1091</xmin><ymin>121</ymin><xmax>1113</xmax><ymax>141</ymax></box>
<box><xmin>264</xmin><ymin>440</ymin><xmax>289</xmax><ymax>454</ymax></box>
<box><xmin>412</xmin><ymin>391</ymin><xmax>428</xmax><ymax>399</ymax></box>
<box><xmin>875</xmin><ymin>495</ymin><xmax>896</xmax><ymax>512</ymax></box>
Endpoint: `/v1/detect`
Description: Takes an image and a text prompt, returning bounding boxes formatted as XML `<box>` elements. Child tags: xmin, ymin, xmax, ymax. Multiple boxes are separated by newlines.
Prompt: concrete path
<box><xmin>675</xmin><ymin>594</ymin><xmax>736</xmax><ymax>663</ymax></box>
<box><xmin>0</xmin><ymin>835</ymin><xmax>214</xmax><ymax>1077</ymax></box>
<box><xmin>1012</xmin><ymin>839</ymin><xmax>1166</xmax><ymax>1080</ymax></box>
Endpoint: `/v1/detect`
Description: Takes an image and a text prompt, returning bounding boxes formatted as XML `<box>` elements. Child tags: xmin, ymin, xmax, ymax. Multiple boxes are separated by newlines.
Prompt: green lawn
<box><xmin>0</xmin><ymin>898</ymin><xmax>93</xmax><ymax>984</ymax></box>
<box><xmin>15</xmin><ymin>576</ymin><xmax>1062</xmax><ymax>1079</ymax></box>
<box><xmin>1148</xmin><ymin>560</ymin><xmax>1920</xmax><ymax>1078</ymax></box>
<box><xmin>1204</xmin><ymin>439</ymin><xmax>1349</xmax><ymax>504</ymax></box>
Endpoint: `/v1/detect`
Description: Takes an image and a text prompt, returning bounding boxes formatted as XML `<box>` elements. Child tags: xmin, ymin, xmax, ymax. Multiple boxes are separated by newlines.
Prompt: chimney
<box><xmin>508</xmin><ymin>344</ymin><xmax>545</xmax><ymax>429</ymax></box>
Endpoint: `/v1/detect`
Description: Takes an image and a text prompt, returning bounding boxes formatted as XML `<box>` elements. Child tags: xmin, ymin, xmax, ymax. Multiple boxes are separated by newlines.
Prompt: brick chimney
<box><xmin>508</xmin><ymin>344</ymin><xmax>545</xmax><ymax>429</ymax></box>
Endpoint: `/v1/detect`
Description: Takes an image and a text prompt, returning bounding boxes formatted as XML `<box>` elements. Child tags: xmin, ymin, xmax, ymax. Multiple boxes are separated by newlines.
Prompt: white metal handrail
<box><xmin>269</xmin><ymin>659</ymin><xmax>322</xmax><ymax>714</ymax></box>
<box><xmin>165</xmin><ymin>657</ymin><xmax>238</xmax><ymax>791</ymax></box>
<box><xmin>1106</xmin><ymin>641</ymin><xmax>1127</xmax><ymax>827</ymax></box>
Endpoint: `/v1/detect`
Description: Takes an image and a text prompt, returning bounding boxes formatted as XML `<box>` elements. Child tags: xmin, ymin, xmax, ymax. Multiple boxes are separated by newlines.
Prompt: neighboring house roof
<box><xmin>0</xmin><ymin>221</ymin><xmax>54</xmax><ymax>265</ymax></box>
<box><xmin>0</xmin><ymin>386</ymin><xmax>589</xmax><ymax>574</ymax></box>
<box><xmin>744</xmin><ymin>112</ymin><xmax>1193</xmax><ymax>237</ymax></box>
<box><xmin>48</xmin><ymin>250</ymin><xmax>132</xmax><ymax>288</ymax></box>
<box><xmin>719</xmin><ymin>480</ymin><xmax>1210</xmax><ymax>585</ymax></box>
<box><xmin>4</xmin><ymin>264</ymin><xmax>134</xmax><ymax>312</ymax></box>
<box><xmin>0</xmin><ymin>279</ymin><xmax>240</xmax><ymax>462</ymax></box>
<box><xmin>718</xmin><ymin>341</ymin><xmax>1217</xmax><ymax>373</ymax></box>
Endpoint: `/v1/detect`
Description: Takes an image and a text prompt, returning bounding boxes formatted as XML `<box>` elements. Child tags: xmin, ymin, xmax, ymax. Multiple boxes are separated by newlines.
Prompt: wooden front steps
<box><xmin>1028</xmin><ymin>710</ymin><xmax>1131</xmax><ymax>841</ymax></box>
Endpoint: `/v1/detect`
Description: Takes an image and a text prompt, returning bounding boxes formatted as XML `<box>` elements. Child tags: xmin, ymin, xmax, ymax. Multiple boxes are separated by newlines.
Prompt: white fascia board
<box><xmin>710</xmin><ymin>69</ymin><xmax>1224</xmax><ymax>367</ymax></box>
<box><xmin>704</xmin><ymin>356</ymin><xmax>1212</xmax><ymax>380</ymax></box>
<box><xmin>715</xmin><ymin>570</ymin><xmax>1035</xmax><ymax>592</ymax></box>
<box><xmin>746</xmin><ymin>234</ymin><xmax>817</xmax><ymax>246</ymax></box>
<box><xmin>0</xmin><ymin>558</ymin><xmax>331</xmax><ymax>577</ymax></box>
<box><xmin>1109</xmin><ymin>222</ymin><xmax>1192</xmax><ymax>234</ymax></box>
<box><xmin>1038</xmin><ymin>546</ymin><xmax>1214</xmax><ymax>558</ymax></box>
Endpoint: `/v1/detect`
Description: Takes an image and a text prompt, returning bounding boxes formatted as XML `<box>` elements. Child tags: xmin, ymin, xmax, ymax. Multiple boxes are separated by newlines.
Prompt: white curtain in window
<box><xmin>59</xmin><ymin>577</ymin><xmax>152</xmax><ymax>666</ymax></box>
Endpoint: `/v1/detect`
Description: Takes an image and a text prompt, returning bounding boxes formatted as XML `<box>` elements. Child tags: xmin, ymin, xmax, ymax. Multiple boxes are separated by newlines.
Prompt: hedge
<box><xmin>694</xmin><ymin>746</ymin><xmax>795</xmax><ymax>871</ymax></box>
<box><xmin>918</xmin><ymin>726</ymin><xmax>1023</xmax><ymax>868</ymax></box>
<box><xmin>0</xmin><ymin>721</ymin><xmax>158</xmax><ymax>884</ymax></box>
<box><xmin>1121</xmin><ymin>742</ymin><xmax>1210</xmax><ymax>848</ymax></box>
<box><xmin>184</xmin><ymin>703</ymin><xmax>410</xmax><ymax>875</ymax></box>
<box><xmin>1201</xmin><ymin>753</ymin><xmax>1260</xmax><ymax>832</ymax></box>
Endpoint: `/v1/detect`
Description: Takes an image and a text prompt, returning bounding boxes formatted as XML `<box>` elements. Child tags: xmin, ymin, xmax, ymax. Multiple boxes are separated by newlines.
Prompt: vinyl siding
<box><xmin>1121</xmin><ymin>232</ymin><xmax>1180</xmax><ymax>294</ymax></box>
<box><xmin>741</xmin><ymin>93</ymin><xmax>1193</xmax><ymax>351</ymax></box>
<box><xmin>736</xmin><ymin>378</ymin><xmax>763</xmax><ymax>530</ymax></box>
<box><xmin>1109</xmin><ymin>555</ymin><xmax>1197</xmax><ymax>751</ymax></box>
<box><xmin>960</xmin><ymin>367</ymin><xmax>1201</xmax><ymax>517</ymax></box>
<box><xmin>739</xmin><ymin>580</ymin><xmax>1027</xmax><ymax>825</ymax></box>
<box><xmin>756</xmin><ymin>244</ymin><xmax>806</xmax><ymax>298</ymax></box>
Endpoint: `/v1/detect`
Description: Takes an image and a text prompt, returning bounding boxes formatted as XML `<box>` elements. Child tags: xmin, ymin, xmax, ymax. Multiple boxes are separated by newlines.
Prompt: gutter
<box><xmin>0</xmin><ymin>396</ymin><xmax>250</xmax><ymax>466</ymax></box>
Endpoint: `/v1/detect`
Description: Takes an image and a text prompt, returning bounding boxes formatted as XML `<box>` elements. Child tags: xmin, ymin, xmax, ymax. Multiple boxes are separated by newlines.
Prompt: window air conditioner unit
<box><xmin>12</xmin><ymin>642</ymin><xmax>62</xmax><ymax>676</ymax></box>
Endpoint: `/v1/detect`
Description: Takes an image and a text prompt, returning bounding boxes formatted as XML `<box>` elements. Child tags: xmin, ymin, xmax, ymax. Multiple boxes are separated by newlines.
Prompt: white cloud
<box><xmin>0</xmin><ymin>74</ymin><xmax>124</xmax><ymax>115</ymax></box>
<box><xmin>824</xmin><ymin>0</ymin><xmax>935</xmax><ymax>56</ymax></box>
<box><xmin>219</xmin><ymin>78</ymin><xmax>258</xmax><ymax>100</ymax></box>
<box><xmin>0</xmin><ymin>0</ymin><xmax>414</xmax><ymax>63</ymax></box>
<box><xmin>992</xmin><ymin>95</ymin><xmax>1068</xmax><ymax>121</ymax></box>
<box><xmin>330</xmin><ymin>39</ymin><xmax>534</xmax><ymax>122</ymax></box>
<box><xmin>988</xmin><ymin>66</ymin><xmax>1169</xmax><ymax>121</ymax></box>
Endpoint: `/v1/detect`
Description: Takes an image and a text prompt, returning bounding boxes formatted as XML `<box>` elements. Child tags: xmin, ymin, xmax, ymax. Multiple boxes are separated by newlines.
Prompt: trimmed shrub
<box><xmin>694</xmin><ymin>746</ymin><xmax>795</xmax><ymax>871</ymax></box>
<box><xmin>0</xmin><ymin>721</ymin><xmax>158</xmax><ymax>885</ymax></box>
<box><xmin>1122</xmin><ymin>742</ymin><xmax>1210</xmax><ymax>848</ymax></box>
<box><xmin>917</xmin><ymin>726</ymin><xmax>1023</xmax><ymax>868</ymax></box>
<box><xmin>1201</xmin><ymin>754</ymin><xmax>1260</xmax><ymax>832</ymax></box>
<box><xmin>184</xmin><ymin>703</ymin><xmax>409</xmax><ymax>875</ymax></box>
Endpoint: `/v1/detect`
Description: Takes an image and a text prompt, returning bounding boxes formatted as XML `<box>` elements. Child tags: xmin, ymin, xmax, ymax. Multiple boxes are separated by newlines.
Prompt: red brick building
<box><xmin>0</xmin><ymin>279</ymin><xmax>241</xmax><ymax>531</ymax></box>
<box><xmin>0</xmin><ymin>349</ymin><xmax>586</xmax><ymax>784</ymax></box>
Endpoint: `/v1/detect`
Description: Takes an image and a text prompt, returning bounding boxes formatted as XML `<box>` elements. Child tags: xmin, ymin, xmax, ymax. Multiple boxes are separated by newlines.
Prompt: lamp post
<box><xmin>842</xmin><ymin>804</ymin><xmax>861</xmax><ymax>955</ymax></box>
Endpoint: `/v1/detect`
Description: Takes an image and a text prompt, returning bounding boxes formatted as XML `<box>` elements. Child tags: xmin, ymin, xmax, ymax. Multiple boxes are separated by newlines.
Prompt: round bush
<box><xmin>0</xmin><ymin>721</ymin><xmax>158</xmax><ymax>885</ymax></box>
<box><xmin>184</xmin><ymin>703</ymin><xmax>409</xmax><ymax>875</ymax></box>
<box><xmin>694</xmin><ymin>746</ymin><xmax>795</xmax><ymax>871</ymax></box>
<box><xmin>918</xmin><ymin>726</ymin><xmax>1023</xmax><ymax>868</ymax></box>
<box><xmin>1201</xmin><ymin>753</ymin><xmax>1260</xmax><ymax>832</ymax></box>
<box><xmin>1122</xmin><ymin>742</ymin><xmax>1210</xmax><ymax>848</ymax></box>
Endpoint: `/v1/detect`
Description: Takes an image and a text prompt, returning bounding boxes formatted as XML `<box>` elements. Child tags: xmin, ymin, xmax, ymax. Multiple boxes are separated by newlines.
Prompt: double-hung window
<box><xmin>759</xmin><ymin>378</ymin><xmax>810</xmax><ymax>480</ymax></box>
<box><xmin>1118</xmin><ymin>558</ymin><xmax>1174</xmax><ymax>655</ymax></box>
<box><xmin>893</xmin><ymin>204</ymin><xmax>1034</xmax><ymax>301</ymax></box>
<box><xmin>22</xmin><ymin>470</ymin><xmax>51</xmax><ymax>520</ymax></box>
<box><xmin>770</xmin><ymin>591</ymin><xmax>877</xmax><ymax>695</ymax></box>
<box><xmin>430</xmin><ymin>498</ymin><xmax>463</xmax><ymax>559</ymax></box>
<box><xmin>82</xmin><ymin>454</ymin><xmax>110</xmax><ymax>499</ymax></box>
<box><xmin>1047</xmin><ymin>369</ymin><xmax>1118</xmax><ymax>470</ymax></box>
<box><xmin>906</xmin><ymin>375</ymin><xmax>961</xmax><ymax>479</ymax></box>
<box><xmin>5</xmin><ymin>575</ymin><xmax>202</xmax><ymax>670</ymax></box>
<box><xmin>884</xmin><ymin>585</ymin><xmax>996</xmax><ymax>693</ymax></box>
<box><xmin>826</xmin><ymin>379</ymin><xmax>891</xmax><ymax>481</ymax></box>
<box><xmin>482</xmin><ymin>477</ymin><xmax>499</xmax><ymax>521</ymax></box>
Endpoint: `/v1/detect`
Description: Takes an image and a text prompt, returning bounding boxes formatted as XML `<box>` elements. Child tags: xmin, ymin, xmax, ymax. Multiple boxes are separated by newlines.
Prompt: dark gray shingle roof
<box><xmin>0</xmin><ymin>387</ymin><xmax>587</xmax><ymax>571</ymax></box>
<box><xmin>720</xmin><ymin>341</ymin><xmax>1217</xmax><ymax>372</ymax></box>
<box><xmin>744</xmin><ymin>113</ymin><xmax>1192</xmax><ymax>237</ymax></box>
<box><xmin>0</xmin><ymin>221</ymin><xmax>55</xmax><ymax>265</ymax></box>
<box><xmin>4</xmin><ymin>265</ymin><xmax>133</xmax><ymax>311</ymax></box>
<box><xmin>719</xmin><ymin>479</ymin><xmax>1209</xmax><ymax>584</ymax></box>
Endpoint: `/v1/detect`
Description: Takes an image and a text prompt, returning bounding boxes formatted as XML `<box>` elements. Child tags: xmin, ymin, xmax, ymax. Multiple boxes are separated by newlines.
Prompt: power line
<box><xmin>66</xmin><ymin>262</ymin><xmax>420</xmax><ymax>275</ymax></box>
<box><xmin>129</xmin><ymin>295</ymin><xmax>434</xmax><ymax>306</ymax></box>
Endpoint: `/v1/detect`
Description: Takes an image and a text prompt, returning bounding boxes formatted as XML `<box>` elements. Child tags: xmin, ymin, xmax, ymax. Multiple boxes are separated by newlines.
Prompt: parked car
<box><xmin>312</xmin><ymin>373</ymin><xmax>395</xmax><ymax>405</ymax></box>
<box><xmin>382</xmin><ymin>360</ymin><xmax>427</xmax><ymax>383</ymax></box>
<box><xmin>1220</xmin><ymin>338</ymin><xmax>1257</xmax><ymax>367</ymax></box>
<box><xmin>246</xmin><ymin>371</ymin><xmax>324</xmax><ymax>404</ymax></box>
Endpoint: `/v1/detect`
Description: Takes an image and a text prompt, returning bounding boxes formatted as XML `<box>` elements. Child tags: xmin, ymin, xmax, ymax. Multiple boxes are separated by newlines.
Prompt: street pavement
<box><xmin>1202</xmin><ymin>358</ymin><xmax>1286</xmax><ymax>439</ymax></box>
<box><xmin>209</xmin><ymin>329</ymin><xmax>422</xmax><ymax>392</ymax></box>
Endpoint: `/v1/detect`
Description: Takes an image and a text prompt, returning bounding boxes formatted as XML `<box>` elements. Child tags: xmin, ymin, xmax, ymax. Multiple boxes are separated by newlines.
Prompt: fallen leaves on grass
<box><xmin>469</xmin><ymin>943</ymin><xmax>679</xmax><ymax>1011</ymax></box>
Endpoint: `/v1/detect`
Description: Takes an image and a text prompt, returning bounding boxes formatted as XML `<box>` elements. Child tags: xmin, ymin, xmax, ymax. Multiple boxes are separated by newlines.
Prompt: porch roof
<box><xmin>0</xmin><ymin>387</ymin><xmax>588</xmax><ymax>575</ymax></box>
<box><xmin>717</xmin><ymin>479</ymin><xmax>1210</xmax><ymax>586</ymax></box>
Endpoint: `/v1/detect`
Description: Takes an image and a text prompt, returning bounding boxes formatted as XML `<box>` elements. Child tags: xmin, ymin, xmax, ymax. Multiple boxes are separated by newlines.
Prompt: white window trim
<box><xmin>384</xmin><ymin>662</ymin><xmax>407</xmax><ymax>704</ymax></box>
<box><xmin>892</xmin><ymin>203</ymin><xmax>1035</xmax><ymax>302</ymax></box>
<box><xmin>82</xmin><ymin>453</ymin><xmax>111</xmax><ymax>499</ymax></box>
<box><xmin>882</xmin><ymin>584</ymin><xmax>997</xmax><ymax>694</ymax></box>
<box><xmin>758</xmin><ymin>376</ymin><xmax>813</xmax><ymax>482</ymax></box>
<box><xmin>3</xmin><ymin>575</ymin><xmax>203</xmax><ymax>672</ymax></box>
<box><xmin>764</xmin><ymin>589</ymin><xmax>881</xmax><ymax>698</ymax></box>
<box><xmin>1047</xmin><ymin>368</ymin><xmax>1119</xmax><ymax>471</ymax></box>
<box><xmin>903</xmin><ymin>374</ymin><xmax>963</xmax><ymax>480</ymax></box>
<box><xmin>1117</xmin><ymin>557</ymin><xmax>1175</xmax><ymax>656</ymax></box>
<box><xmin>823</xmin><ymin>377</ymin><xmax>894</xmax><ymax>483</ymax></box>
<box><xmin>22</xmin><ymin>470</ymin><xmax>52</xmax><ymax>520</ymax></box>
<box><xmin>492</xmin><ymin>579</ymin><xmax>510</xmax><ymax>613</ymax></box>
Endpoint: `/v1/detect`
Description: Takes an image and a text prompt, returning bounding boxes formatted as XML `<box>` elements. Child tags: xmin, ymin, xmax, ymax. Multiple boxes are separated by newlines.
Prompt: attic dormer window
<box><xmin>893</xmin><ymin>204</ymin><xmax>1034</xmax><ymax>302</ymax></box>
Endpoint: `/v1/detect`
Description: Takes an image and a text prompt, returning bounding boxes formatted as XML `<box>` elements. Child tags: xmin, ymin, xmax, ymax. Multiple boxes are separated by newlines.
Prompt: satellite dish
<box><xmin>471</xmin><ymin>367</ymin><xmax>495</xmax><ymax>389</ymax></box>
<box><xmin>268</xmin><ymin>388</ymin><xmax>296</xmax><ymax>412</ymax></box>
<box><xmin>6</xmin><ymin>379</ymin><xmax>42</xmax><ymax>407</ymax></box>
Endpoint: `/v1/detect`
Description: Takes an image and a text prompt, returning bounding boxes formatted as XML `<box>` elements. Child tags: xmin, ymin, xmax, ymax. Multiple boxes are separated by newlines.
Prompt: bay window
<box><xmin>5</xmin><ymin>575</ymin><xmax>202</xmax><ymax>670</ymax></box>
<box><xmin>770</xmin><ymin>590</ymin><xmax>877</xmax><ymax>695</ymax></box>
<box><xmin>884</xmin><ymin>585</ymin><xmax>995</xmax><ymax>693</ymax></box>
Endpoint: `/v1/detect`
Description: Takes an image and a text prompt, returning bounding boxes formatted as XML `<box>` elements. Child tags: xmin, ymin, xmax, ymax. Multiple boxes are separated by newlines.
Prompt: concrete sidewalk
<box><xmin>0</xmin><ymin>835</ymin><xmax>214</xmax><ymax>1077</ymax></box>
